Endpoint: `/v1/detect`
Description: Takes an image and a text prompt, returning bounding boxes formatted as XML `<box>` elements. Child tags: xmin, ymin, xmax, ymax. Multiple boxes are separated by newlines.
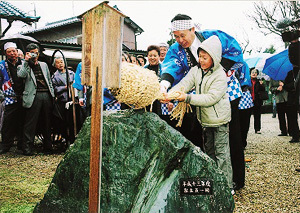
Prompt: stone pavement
<box><xmin>234</xmin><ymin>113</ymin><xmax>300</xmax><ymax>212</ymax></box>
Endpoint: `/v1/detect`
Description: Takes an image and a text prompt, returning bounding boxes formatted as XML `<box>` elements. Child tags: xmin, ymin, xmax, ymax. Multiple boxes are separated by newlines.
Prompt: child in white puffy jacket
<box><xmin>165</xmin><ymin>35</ymin><xmax>233</xmax><ymax>190</ymax></box>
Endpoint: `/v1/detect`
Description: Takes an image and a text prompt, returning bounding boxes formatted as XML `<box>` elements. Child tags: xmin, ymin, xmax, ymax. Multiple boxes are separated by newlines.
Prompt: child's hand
<box><xmin>175</xmin><ymin>91</ymin><xmax>187</xmax><ymax>102</ymax></box>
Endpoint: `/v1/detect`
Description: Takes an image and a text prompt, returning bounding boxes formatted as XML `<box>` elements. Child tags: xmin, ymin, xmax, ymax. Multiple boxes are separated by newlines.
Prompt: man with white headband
<box><xmin>160</xmin><ymin>14</ymin><xmax>248</xmax><ymax>193</ymax></box>
<box><xmin>0</xmin><ymin>42</ymin><xmax>25</xmax><ymax>154</ymax></box>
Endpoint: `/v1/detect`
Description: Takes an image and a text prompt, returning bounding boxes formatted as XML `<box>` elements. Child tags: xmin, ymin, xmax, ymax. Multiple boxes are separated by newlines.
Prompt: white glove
<box><xmin>160</xmin><ymin>80</ymin><xmax>171</xmax><ymax>94</ymax></box>
<box><xmin>65</xmin><ymin>101</ymin><xmax>73</xmax><ymax>109</ymax></box>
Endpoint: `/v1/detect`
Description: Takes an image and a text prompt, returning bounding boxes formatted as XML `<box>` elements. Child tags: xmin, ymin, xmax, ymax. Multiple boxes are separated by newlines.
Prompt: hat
<box><xmin>4</xmin><ymin>42</ymin><xmax>17</xmax><ymax>50</ymax></box>
<box><xmin>158</xmin><ymin>43</ymin><xmax>168</xmax><ymax>48</ymax></box>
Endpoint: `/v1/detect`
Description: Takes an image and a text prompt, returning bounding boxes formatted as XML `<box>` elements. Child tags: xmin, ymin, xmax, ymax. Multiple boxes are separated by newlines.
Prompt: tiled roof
<box><xmin>22</xmin><ymin>5</ymin><xmax>143</xmax><ymax>35</ymax></box>
<box><xmin>21</xmin><ymin>16</ymin><xmax>81</xmax><ymax>34</ymax></box>
<box><xmin>0</xmin><ymin>1</ymin><xmax>40</xmax><ymax>24</ymax></box>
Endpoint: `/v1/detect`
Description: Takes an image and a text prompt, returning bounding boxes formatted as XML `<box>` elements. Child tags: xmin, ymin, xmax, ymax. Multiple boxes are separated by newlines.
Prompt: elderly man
<box><xmin>0</xmin><ymin>42</ymin><xmax>25</xmax><ymax>154</ymax></box>
<box><xmin>160</xmin><ymin>14</ymin><xmax>246</xmax><ymax>193</ymax></box>
<box><xmin>17</xmin><ymin>43</ymin><xmax>55</xmax><ymax>155</ymax></box>
<box><xmin>158</xmin><ymin>43</ymin><xmax>169</xmax><ymax>62</ymax></box>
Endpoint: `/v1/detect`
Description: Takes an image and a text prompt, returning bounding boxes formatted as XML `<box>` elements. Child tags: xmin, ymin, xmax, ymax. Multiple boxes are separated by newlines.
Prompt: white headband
<box><xmin>4</xmin><ymin>42</ymin><xmax>17</xmax><ymax>50</ymax></box>
<box><xmin>171</xmin><ymin>19</ymin><xmax>193</xmax><ymax>31</ymax></box>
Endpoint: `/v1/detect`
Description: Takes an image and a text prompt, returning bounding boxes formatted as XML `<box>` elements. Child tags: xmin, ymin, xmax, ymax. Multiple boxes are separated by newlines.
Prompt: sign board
<box><xmin>180</xmin><ymin>178</ymin><xmax>213</xmax><ymax>195</ymax></box>
<box><xmin>81</xmin><ymin>2</ymin><xmax>124</xmax><ymax>88</ymax></box>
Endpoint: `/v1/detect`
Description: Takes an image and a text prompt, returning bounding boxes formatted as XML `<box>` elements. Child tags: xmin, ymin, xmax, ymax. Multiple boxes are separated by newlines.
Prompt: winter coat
<box><xmin>169</xmin><ymin>35</ymin><xmax>231</xmax><ymax>127</ymax></box>
<box><xmin>250</xmin><ymin>78</ymin><xmax>266</xmax><ymax>106</ymax></box>
<box><xmin>269</xmin><ymin>79</ymin><xmax>288</xmax><ymax>104</ymax></box>
<box><xmin>51</xmin><ymin>69</ymin><xmax>75</xmax><ymax>103</ymax></box>
<box><xmin>17</xmin><ymin>60</ymin><xmax>54</xmax><ymax>108</ymax></box>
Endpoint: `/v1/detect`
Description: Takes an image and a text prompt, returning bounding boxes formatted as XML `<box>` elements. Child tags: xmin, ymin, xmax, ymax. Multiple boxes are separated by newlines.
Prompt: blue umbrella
<box><xmin>244</xmin><ymin>57</ymin><xmax>262</xmax><ymax>68</ymax></box>
<box><xmin>244</xmin><ymin>53</ymin><xmax>272</xmax><ymax>70</ymax></box>
<box><xmin>262</xmin><ymin>49</ymin><xmax>293</xmax><ymax>81</ymax></box>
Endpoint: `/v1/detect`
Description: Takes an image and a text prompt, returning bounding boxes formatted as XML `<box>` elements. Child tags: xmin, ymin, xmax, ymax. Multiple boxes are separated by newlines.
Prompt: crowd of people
<box><xmin>0</xmin><ymin>13</ymin><xmax>299</xmax><ymax>195</ymax></box>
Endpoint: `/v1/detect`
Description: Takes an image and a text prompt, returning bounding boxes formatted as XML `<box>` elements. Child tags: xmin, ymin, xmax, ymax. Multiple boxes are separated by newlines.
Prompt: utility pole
<box><xmin>31</xmin><ymin>2</ymin><xmax>37</xmax><ymax>29</ymax></box>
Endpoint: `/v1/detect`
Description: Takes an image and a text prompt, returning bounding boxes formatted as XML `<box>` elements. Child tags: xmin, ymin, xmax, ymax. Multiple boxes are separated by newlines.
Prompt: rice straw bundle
<box><xmin>111</xmin><ymin>62</ymin><xmax>161</xmax><ymax>109</ymax></box>
<box><xmin>167</xmin><ymin>87</ymin><xmax>193</xmax><ymax>127</ymax></box>
<box><xmin>170</xmin><ymin>102</ymin><xmax>193</xmax><ymax>127</ymax></box>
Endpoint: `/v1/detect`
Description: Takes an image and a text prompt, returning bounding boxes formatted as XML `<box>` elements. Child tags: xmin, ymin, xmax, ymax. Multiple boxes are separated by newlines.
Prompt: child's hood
<box><xmin>198</xmin><ymin>35</ymin><xmax>222</xmax><ymax>71</ymax></box>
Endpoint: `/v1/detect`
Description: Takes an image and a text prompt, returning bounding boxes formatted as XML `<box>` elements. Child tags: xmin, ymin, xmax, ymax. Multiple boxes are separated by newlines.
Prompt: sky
<box><xmin>2</xmin><ymin>1</ymin><xmax>286</xmax><ymax>56</ymax></box>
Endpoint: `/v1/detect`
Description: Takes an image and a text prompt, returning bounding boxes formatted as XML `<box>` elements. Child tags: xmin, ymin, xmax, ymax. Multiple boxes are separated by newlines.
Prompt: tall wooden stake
<box><xmin>80</xmin><ymin>2</ymin><xmax>125</xmax><ymax>212</ymax></box>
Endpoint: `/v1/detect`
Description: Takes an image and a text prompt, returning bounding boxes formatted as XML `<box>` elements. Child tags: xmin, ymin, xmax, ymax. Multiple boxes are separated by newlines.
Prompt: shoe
<box><xmin>231</xmin><ymin>189</ymin><xmax>235</xmax><ymax>195</ymax></box>
<box><xmin>233</xmin><ymin>182</ymin><xmax>244</xmax><ymax>191</ymax></box>
<box><xmin>278</xmin><ymin>133</ymin><xmax>288</xmax><ymax>136</ymax></box>
<box><xmin>289</xmin><ymin>138</ymin><xmax>300</xmax><ymax>143</ymax></box>
<box><xmin>245</xmin><ymin>158</ymin><xmax>252</xmax><ymax>162</ymax></box>
<box><xmin>296</xmin><ymin>167</ymin><xmax>300</xmax><ymax>172</ymax></box>
<box><xmin>0</xmin><ymin>148</ymin><xmax>10</xmax><ymax>154</ymax></box>
<box><xmin>255</xmin><ymin>131</ymin><xmax>261</xmax><ymax>134</ymax></box>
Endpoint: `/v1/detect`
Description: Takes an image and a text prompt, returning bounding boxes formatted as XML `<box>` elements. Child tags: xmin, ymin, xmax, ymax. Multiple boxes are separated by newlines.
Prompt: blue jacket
<box><xmin>161</xmin><ymin>30</ymin><xmax>244</xmax><ymax>87</ymax></box>
<box><xmin>73</xmin><ymin>62</ymin><xmax>116</xmax><ymax>105</ymax></box>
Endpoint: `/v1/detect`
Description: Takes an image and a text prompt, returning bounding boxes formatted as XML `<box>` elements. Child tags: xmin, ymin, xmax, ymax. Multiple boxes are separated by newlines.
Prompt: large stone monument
<box><xmin>34</xmin><ymin>111</ymin><xmax>234</xmax><ymax>212</ymax></box>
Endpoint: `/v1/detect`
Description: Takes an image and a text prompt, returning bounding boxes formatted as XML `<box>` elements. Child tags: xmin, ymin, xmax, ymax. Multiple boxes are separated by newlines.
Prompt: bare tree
<box><xmin>247</xmin><ymin>1</ymin><xmax>300</xmax><ymax>36</ymax></box>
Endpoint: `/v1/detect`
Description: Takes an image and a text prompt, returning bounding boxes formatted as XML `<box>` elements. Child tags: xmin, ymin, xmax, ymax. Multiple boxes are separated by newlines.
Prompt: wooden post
<box><xmin>81</xmin><ymin>2</ymin><xmax>125</xmax><ymax>212</ymax></box>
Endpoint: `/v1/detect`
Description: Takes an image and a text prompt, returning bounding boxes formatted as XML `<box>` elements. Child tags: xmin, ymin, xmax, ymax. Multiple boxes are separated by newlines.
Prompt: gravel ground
<box><xmin>234</xmin><ymin>113</ymin><xmax>300</xmax><ymax>212</ymax></box>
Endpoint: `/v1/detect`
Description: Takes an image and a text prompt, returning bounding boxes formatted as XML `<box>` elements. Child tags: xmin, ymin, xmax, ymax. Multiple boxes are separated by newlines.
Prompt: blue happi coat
<box><xmin>161</xmin><ymin>30</ymin><xmax>244</xmax><ymax>87</ymax></box>
<box><xmin>0</xmin><ymin>60</ymin><xmax>17</xmax><ymax>105</ymax></box>
<box><xmin>72</xmin><ymin>62</ymin><xmax>116</xmax><ymax>105</ymax></box>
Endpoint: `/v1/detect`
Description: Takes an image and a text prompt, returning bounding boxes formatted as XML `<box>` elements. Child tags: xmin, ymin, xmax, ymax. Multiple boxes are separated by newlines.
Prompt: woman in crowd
<box><xmin>144</xmin><ymin>45</ymin><xmax>162</xmax><ymax>115</ymax></box>
<box><xmin>136</xmin><ymin>55</ymin><xmax>147</xmax><ymax>66</ymax></box>
<box><xmin>250</xmin><ymin>68</ymin><xmax>266</xmax><ymax>134</ymax></box>
<box><xmin>51</xmin><ymin>57</ymin><xmax>75</xmax><ymax>145</ymax></box>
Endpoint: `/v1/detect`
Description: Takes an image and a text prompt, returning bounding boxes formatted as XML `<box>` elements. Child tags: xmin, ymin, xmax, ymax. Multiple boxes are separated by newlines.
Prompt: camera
<box><xmin>276</xmin><ymin>18</ymin><xmax>300</xmax><ymax>42</ymax></box>
<box><xmin>30</xmin><ymin>52</ymin><xmax>37</xmax><ymax>58</ymax></box>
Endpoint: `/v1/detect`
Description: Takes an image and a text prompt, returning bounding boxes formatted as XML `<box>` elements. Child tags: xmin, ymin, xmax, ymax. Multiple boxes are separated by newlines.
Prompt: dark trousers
<box><xmin>52</xmin><ymin>102</ymin><xmax>75</xmax><ymax>143</ymax></box>
<box><xmin>165</xmin><ymin>105</ymin><xmax>204</xmax><ymax>151</ymax></box>
<box><xmin>23</xmin><ymin>92</ymin><xmax>53</xmax><ymax>151</ymax></box>
<box><xmin>252</xmin><ymin>104</ymin><xmax>262</xmax><ymax>132</ymax></box>
<box><xmin>276</xmin><ymin>102</ymin><xmax>288</xmax><ymax>135</ymax></box>
<box><xmin>0</xmin><ymin>101</ymin><xmax>25</xmax><ymax>150</ymax></box>
<box><xmin>178</xmin><ymin>107</ymin><xmax>204</xmax><ymax>151</ymax></box>
<box><xmin>229</xmin><ymin>98</ymin><xmax>245</xmax><ymax>187</ymax></box>
<box><xmin>239</xmin><ymin>107</ymin><xmax>252</xmax><ymax>149</ymax></box>
<box><xmin>286</xmin><ymin>104</ymin><xmax>299</xmax><ymax>140</ymax></box>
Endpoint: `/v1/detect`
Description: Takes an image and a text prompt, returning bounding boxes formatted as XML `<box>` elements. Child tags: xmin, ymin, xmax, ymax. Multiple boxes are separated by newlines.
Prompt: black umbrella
<box><xmin>0</xmin><ymin>33</ymin><xmax>42</xmax><ymax>54</ymax></box>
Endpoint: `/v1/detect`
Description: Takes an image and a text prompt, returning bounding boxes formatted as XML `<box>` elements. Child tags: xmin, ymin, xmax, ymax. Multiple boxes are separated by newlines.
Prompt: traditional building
<box><xmin>20</xmin><ymin>5</ymin><xmax>146</xmax><ymax>69</ymax></box>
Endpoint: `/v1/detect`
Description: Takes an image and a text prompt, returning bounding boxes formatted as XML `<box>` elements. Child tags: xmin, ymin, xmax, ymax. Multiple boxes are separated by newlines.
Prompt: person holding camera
<box><xmin>0</xmin><ymin>42</ymin><xmax>25</xmax><ymax>154</ymax></box>
<box><xmin>17</xmin><ymin>43</ymin><xmax>55</xmax><ymax>155</ymax></box>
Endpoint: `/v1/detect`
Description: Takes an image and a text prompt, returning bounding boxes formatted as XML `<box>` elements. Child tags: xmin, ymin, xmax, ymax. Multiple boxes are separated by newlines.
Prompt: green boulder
<box><xmin>34</xmin><ymin>110</ymin><xmax>234</xmax><ymax>212</ymax></box>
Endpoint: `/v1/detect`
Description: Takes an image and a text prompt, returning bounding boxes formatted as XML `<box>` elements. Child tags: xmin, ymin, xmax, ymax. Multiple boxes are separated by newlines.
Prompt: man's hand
<box><xmin>167</xmin><ymin>102</ymin><xmax>174</xmax><ymax>112</ymax></box>
<box><xmin>24</xmin><ymin>52</ymin><xmax>32</xmax><ymax>62</ymax></box>
<box><xmin>160</xmin><ymin>80</ymin><xmax>171</xmax><ymax>94</ymax></box>
<box><xmin>160</xmin><ymin>93</ymin><xmax>171</xmax><ymax>103</ymax></box>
